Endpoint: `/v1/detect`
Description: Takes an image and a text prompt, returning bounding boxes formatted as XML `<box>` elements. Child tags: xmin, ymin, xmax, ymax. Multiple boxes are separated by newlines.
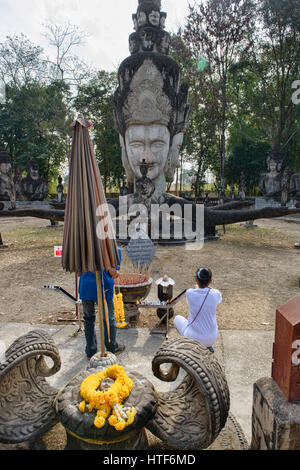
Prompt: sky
<box><xmin>0</xmin><ymin>0</ymin><xmax>191</xmax><ymax>72</ymax></box>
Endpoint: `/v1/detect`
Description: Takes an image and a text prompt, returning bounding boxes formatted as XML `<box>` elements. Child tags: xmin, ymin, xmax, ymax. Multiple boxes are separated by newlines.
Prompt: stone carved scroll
<box><xmin>146</xmin><ymin>337</ymin><xmax>230</xmax><ymax>450</ymax></box>
<box><xmin>0</xmin><ymin>330</ymin><xmax>61</xmax><ymax>444</ymax></box>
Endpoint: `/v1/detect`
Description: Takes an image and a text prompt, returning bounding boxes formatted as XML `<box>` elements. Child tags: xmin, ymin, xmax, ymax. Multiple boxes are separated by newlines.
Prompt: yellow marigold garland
<box><xmin>78</xmin><ymin>365</ymin><xmax>137</xmax><ymax>431</ymax></box>
<box><xmin>113</xmin><ymin>292</ymin><xmax>127</xmax><ymax>328</ymax></box>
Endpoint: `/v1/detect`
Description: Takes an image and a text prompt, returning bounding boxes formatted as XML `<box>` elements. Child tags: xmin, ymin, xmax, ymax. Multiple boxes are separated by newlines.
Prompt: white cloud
<box><xmin>0</xmin><ymin>0</ymin><xmax>190</xmax><ymax>72</ymax></box>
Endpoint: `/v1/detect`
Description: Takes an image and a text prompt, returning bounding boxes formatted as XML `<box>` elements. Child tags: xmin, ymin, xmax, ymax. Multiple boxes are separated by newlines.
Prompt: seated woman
<box><xmin>173</xmin><ymin>268</ymin><xmax>222</xmax><ymax>352</ymax></box>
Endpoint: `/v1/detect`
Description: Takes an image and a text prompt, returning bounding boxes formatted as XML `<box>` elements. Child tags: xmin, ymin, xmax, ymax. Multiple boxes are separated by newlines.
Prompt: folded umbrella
<box><xmin>62</xmin><ymin>114</ymin><xmax>120</xmax><ymax>356</ymax></box>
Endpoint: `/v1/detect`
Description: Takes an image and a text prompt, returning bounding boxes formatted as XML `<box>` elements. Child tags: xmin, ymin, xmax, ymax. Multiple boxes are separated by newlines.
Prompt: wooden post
<box><xmin>95</xmin><ymin>271</ymin><xmax>106</xmax><ymax>357</ymax></box>
<box><xmin>75</xmin><ymin>273</ymin><xmax>79</xmax><ymax>320</ymax></box>
<box><xmin>272</xmin><ymin>294</ymin><xmax>300</xmax><ymax>402</ymax></box>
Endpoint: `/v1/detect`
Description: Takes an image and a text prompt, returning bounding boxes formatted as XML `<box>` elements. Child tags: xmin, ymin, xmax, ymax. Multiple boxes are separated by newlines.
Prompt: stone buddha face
<box><xmin>0</xmin><ymin>162</ymin><xmax>11</xmax><ymax>179</ymax></box>
<box><xmin>125</xmin><ymin>124</ymin><xmax>170</xmax><ymax>182</ymax></box>
<box><xmin>149</xmin><ymin>10</ymin><xmax>160</xmax><ymax>27</ymax></box>
<box><xmin>137</xmin><ymin>11</ymin><xmax>147</xmax><ymax>27</ymax></box>
<box><xmin>28</xmin><ymin>161</ymin><xmax>40</xmax><ymax>180</ymax></box>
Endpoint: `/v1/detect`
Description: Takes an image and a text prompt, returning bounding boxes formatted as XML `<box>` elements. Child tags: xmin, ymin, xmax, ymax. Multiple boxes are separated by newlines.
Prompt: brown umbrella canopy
<box><xmin>62</xmin><ymin>115</ymin><xmax>120</xmax><ymax>275</ymax></box>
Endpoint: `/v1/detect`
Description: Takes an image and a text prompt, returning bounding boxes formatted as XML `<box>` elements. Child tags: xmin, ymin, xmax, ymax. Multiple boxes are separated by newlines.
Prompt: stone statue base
<box><xmin>55</xmin><ymin>369</ymin><xmax>157</xmax><ymax>451</ymax></box>
<box><xmin>251</xmin><ymin>377</ymin><xmax>300</xmax><ymax>450</ymax></box>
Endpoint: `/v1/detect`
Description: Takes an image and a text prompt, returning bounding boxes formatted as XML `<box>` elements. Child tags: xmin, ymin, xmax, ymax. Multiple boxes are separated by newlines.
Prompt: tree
<box><xmin>169</xmin><ymin>34</ymin><xmax>219</xmax><ymax>196</ymax></box>
<box><xmin>182</xmin><ymin>0</ymin><xmax>256</xmax><ymax>200</ymax></box>
<box><xmin>0</xmin><ymin>34</ymin><xmax>48</xmax><ymax>86</ymax></box>
<box><xmin>248</xmin><ymin>0</ymin><xmax>300</xmax><ymax>165</ymax></box>
<box><xmin>226</xmin><ymin>138</ymin><xmax>271</xmax><ymax>194</ymax></box>
<box><xmin>0</xmin><ymin>80</ymin><xmax>72</xmax><ymax>183</ymax></box>
<box><xmin>74</xmin><ymin>71</ymin><xmax>124</xmax><ymax>192</ymax></box>
<box><xmin>43</xmin><ymin>22</ymin><xmax>92</xmax><ymax>85</ymax></box>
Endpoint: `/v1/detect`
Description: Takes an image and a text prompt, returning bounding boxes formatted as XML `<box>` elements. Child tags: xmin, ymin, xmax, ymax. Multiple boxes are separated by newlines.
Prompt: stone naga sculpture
<box><xmin>0</xmin><ymin>330</ymin><xmax>61</xmax><ymax>449</ymax></box>
<box><xmin>0</xmin><ymin>331</ymin><xmax>234</xmax><ymax>450</ymax></box>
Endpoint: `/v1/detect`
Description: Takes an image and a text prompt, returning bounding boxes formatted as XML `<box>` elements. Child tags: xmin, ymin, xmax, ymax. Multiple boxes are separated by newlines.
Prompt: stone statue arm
<box><xmin>1</xmin><ymin>197</ymin><xmax>300</xmax><ymax>226</ymax></box>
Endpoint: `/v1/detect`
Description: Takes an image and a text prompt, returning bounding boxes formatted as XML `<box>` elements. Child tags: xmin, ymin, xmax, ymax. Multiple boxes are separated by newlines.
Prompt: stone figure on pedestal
<box><xmin>21</xmin><ymin>160</ymin><xmax>48</xmax><ymax>201</ymax></box>
<box><xmin>0</xmin><ymin>150</ymin><xmax>12</xmax><ymax>202</ymax></box>
<box><xmin>280</xmin><ymin>168</ymin><xmax>290</xmax><ymax>207</ymax></box>
<box><xmin>290</xmin><ymin>168</ymin><xmax>300</xmax><ymax>203</ymax></box>
<box><xmin>56</xmin><ymin>176</ymin><xmax>64</xmax><ymax>203</ymax></box>
<box><xmin>238</xmin><ymin>172</ymin><xmax>246</xmax><ymax>200</ymax></box>
<box><xmin>259</xmin><ymin>156</ymin><xmax>282</xmax><ymax>199</ymax></box>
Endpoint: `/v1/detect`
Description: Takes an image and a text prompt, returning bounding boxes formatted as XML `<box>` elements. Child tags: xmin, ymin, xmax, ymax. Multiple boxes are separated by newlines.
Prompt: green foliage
<box><xmin>226</xmin><ymin>138</ymin><xmax>271</xmax><ymax>192</ymax></box>
<box><xmin>0</xmin><ymin>80</ymin><xmax>72</xmax><ymax>182</ymax></box>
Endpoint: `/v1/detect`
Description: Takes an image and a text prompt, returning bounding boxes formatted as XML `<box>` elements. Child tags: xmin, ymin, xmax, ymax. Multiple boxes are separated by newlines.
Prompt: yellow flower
<box><xmin>108</xmin><ymin>415</ymin><xmax>118</xmax><ymax>426</ymax></box>
<box><xmin>94</xmin><ymin>416</ymin><xmax>105</xmax><ymax>429</ymax></box>
<box><xmin>78</xmin><ymin>401</ymin><xmax>86</xmax><ymax>413</ymax></box>
<box><xmin>78</xmin><ymin>365</ymin><xmax>136</xmax><ymax>431</ymax></box>
<box><xmin>114</xmin><ymin>419</ymin><xmax>126</xmax><ymax>431</ymax></box>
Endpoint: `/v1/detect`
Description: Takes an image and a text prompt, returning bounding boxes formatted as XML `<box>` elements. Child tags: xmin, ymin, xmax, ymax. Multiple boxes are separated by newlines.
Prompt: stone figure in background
<box><xmin>0</xmin><ymin>150</ymin><xmax>12</xmax><ymax>201</ymax></box>
<box><xmin>281</xmin><ymin>168</ymin><xmax>290</xmax><ymax>206</ymax></box>
<box><xmin>259</xmin><ymin>156</ymin><xmax>282</xmax><ymax>199</ymax></box>
<box><xmin>120</xmin><ymin>182</ymin><xmax>129</xmax><ymax>196</ymax></box>
<box><xmin>238</xmin><ymin>172</ymin><xmax>246</xmax><ymax>200</ymax></box>
<box><xmin>56</xmin><ymin>176</ymin><xmax>64</xmax><ymax>203</ymax></box>
<box><xmin>290</xmin><ymin>168</ymin><xmax>300</xmax><ymax>203</ymax></box>
<box><xmin>114</xmin><ymin>0</ymin><xmax>190</xmax><ymax>203</ymax></box>
<box><xmin>21</xmin><ymin>160</ymin><xmax>48</xmax><ymax>201</ymax></box>
<box><xmin>13</xmin><ymin>168</ymin><xmax>23</xmax><ymax>201</ymax></box>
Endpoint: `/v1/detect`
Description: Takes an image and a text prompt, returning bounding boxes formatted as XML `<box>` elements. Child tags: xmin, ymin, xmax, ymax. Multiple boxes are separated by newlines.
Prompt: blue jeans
<box><xmin>82</xmin><ymin>299</ymin><xmax>119</xmax><ymax>357</ymax></box>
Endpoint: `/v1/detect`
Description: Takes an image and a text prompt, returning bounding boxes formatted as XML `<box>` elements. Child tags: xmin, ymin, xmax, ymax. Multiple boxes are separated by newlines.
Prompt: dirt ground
<box><xmin>0</xmin><ymin>216</ymin><xmax>299</xmax><ymax>332</ymax></box>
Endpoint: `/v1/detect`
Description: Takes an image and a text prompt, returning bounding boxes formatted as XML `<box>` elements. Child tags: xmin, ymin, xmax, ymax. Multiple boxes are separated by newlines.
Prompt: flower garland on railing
<box><xmin>78</xmin><ymin>365</ymin><xmax>136</xmax><ymax>431</ymax></box>
<box><xmin>113</xmin><ymin>291</ymin><xmax>127</xmax><ymax>329</ymax></box>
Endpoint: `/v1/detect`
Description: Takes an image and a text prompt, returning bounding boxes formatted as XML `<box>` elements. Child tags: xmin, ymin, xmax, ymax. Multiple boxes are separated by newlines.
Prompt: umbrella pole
<box><xmin>96</xmin><ymin>271</ymin><xmax>106</xmax><ymax>357</ymax></box>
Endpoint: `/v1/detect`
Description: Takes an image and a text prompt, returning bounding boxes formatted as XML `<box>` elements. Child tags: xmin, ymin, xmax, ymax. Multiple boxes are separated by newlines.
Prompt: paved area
<box><xmin>0</xmin><ymin>322</ymin><xmax>275</xmax><ymax>445</ymax></box>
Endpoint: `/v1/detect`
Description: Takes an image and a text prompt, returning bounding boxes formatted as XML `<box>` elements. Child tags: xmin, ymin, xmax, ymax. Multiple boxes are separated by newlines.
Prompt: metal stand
<box><xmin>43</xmin><ymin>285</ymin><xmax>83</xmax><ymax>334</ymax></box>
<box><xmin>138</xmin><ymin>290</ymin><xmax>187</xmax><ymax>340</ymax></box>
<box><xmin>150</xmin><ymin>306</ymin><xmax>172</xmax><ymax>339</ymax></box>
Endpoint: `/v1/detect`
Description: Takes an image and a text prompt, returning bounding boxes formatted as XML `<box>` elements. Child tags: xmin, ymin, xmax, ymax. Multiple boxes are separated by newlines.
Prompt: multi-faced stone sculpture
<box><xmin>0</xmin><ymin>150</ymin><xmax>12</xmax><ymax>202</ymax></box>
<box><xmin>21</xmin><ymin>160</ymin><xmax>48</xmax><ymax>202</ymax></box>
<box><xmin>114</xmin><ymin>0</ymin><xmax>190</xmax><ymax>204</ymax></box>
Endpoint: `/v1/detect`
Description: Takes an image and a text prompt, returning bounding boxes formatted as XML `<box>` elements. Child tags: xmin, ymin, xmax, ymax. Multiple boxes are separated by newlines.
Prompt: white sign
<box><xmin>292</xmin><ymin>80</ymin><xmax>300</xmax><ymax>105</ymax></box>
<box><xmin>54</xmin><ymin>246</ymin><xmax>63</xmax><ymax>258</ymax></box>
<box><xmin>292</xmin><ymin>339</ymin><xmax>300</xmax><ymax>366</ymax></box>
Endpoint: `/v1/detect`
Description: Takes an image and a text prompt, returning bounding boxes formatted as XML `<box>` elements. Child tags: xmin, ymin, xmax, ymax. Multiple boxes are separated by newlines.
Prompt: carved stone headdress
<box><xmin>114</xmin><ymin>0</ymin><xmax>190</xmax><ymax>139</ymax></box>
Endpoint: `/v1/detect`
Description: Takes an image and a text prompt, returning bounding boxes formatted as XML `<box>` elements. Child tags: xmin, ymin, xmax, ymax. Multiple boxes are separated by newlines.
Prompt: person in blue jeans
<box><xmin>78</xmin><ymin>247</ymin><xmax>125</xmax><ymax>358</ymax></box>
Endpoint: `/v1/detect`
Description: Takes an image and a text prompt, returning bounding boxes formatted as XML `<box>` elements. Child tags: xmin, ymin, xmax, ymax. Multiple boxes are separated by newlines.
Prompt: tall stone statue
<box><xmin>290</xmin><ymin>168</ymin><xmax>300</xmax><ymax>203</ymax></box>
<box><xmin>56</xmin><ymin>176</ymin><xmax>64</xmax><ymax>203</ymax></box>
<box><xmin>114</xmin><ymin>0</ymin><xmax>190</xmax><ymax>203</ymax></box>
<box><xmin>0</xmin><ymin>150</ymin><xmax>12</xmax><ymax>202</ymax></box>
<box><xmin>21</xmin><ymin>160</ymin><xmax>48</xmax><ymax>202</ymax></box>
<box><xmin>259</xmin><ymin>156</ymin><xmax>282</xmax><ymax>199</ymax></box>
<box><xmin>238</xmin><ymin>172</ymin><xmax>246</xmax><ymax>200</ymax></box>
<box><xmin>281</xmin><ymin>168</ymin><xmax>290</xmax><ymax>206</ymax></box>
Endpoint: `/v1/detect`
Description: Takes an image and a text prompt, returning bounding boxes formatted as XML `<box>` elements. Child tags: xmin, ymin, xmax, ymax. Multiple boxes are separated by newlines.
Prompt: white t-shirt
<box><xmin>183</xmin><ymin>287</ymin><xmax>222</xmax><ymax>346</ymax></box>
